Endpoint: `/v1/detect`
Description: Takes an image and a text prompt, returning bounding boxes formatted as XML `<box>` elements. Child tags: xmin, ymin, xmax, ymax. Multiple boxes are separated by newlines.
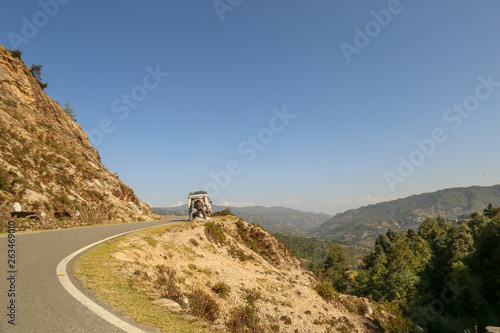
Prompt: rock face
<box><xmin>0</xmin><ymin>44</ymin><xmax>154</xmax><ymax>230</ymax></box>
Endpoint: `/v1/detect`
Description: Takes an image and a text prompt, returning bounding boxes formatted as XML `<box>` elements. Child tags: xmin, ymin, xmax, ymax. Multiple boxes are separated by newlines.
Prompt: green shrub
<box><xmin>85</xmin><ymin>190</ymin><xmax>104</xmax><ymax>201</ymax></box>
<box><xmin>9</xmin><ymin>49</ymin><xmax>22</xmax><ymax>60</ymax></box>
<box><xmin>228</xmin><ymin>246</ymin><xmax>254</xmax><ymax>262</ymax></box>
<box><xmin>235</xmin><ymin>222</ymin><xmax>278</xmax><ymax>264</ymax></box>
<box><xmin>144</xmin><ymin>236</ymin><xmax>158</xmax><ymax>247</ymax></box>
<box><xmin>54</xmin><ymin>193</ymin><xmax>71</xmax><ymax>207</ymax></box>
<box><xmin>314</xmin><ymin>281</ymin><xmax>339</xmax><ymax>303</ymax></box>
<box><xmin>236</xmin><ymin>219</ymin><xmax>247</xmax><ymax>232</ymax></box>
<box><xmin>30</xmin><ymin>64</ymin><xmax>48</xmax><ymax>90</ymax></box>
<box><xmin>211</xmin><ymin>282</ymin><xmax>231</xmax><ymax>298</ymax></box>
<box><xmin>205</xmin><ymin>222</ymin><xmax>226</xmax><ymax>244</ymax></box>
<box><xmin>63</xmin><ymin>101</ymin><xmax>77</xmax><ymax>122</ymax></box>
<box><xmin>213</xmin><ymin>208</ymin><xmax>234</xmax><ymax>216</ymax></box>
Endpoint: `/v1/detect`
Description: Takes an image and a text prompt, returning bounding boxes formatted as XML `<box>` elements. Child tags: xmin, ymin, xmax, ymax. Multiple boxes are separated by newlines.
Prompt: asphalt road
<box><xmin>0</xmin><ymin>218</ymin><xmax>186</xmax><ymax>333</ymax></box>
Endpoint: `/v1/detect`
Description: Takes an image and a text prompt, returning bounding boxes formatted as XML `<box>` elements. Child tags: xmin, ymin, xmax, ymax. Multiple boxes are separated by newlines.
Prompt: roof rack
<box><xmin>189</xmin><ymin>191</ymin><xmax>207</xmax><ymax>195</ymax></box>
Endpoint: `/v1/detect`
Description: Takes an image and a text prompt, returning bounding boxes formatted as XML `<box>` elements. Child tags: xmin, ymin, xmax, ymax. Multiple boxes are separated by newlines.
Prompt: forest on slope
<box><xmin>311</xmin><ymin>185</ymin><xmax>500</xmax><ymax>247</ymax></box>
<box><xmin>286</xmin><ymin>204</ymin><xmax>500</xmax><ymax>333</ymax></box>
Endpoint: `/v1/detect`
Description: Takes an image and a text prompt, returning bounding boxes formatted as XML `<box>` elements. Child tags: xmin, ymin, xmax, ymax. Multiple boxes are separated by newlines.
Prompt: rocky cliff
<box><xmin>0</xmin><ymin>44</ymin><xmax>154</xmax><ymax>231</ymax></box>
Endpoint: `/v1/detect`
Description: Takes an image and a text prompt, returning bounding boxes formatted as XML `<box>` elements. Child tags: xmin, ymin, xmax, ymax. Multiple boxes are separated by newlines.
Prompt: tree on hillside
<box><xmin>9</xmin><ymin>49</ymin><xmax>22</xmax><ymax>60</ymax></box>
<box><xmin>63</xmin><ymin>101</ymin><xmax>77</xmax><ymax>122</ymax></box>
<box><xmin>322</xmin><ymin>242</ymin><xmax>350</xmax><ymax>292</ymax></box>
<box><xmin>362</xmin><ymin>208</ymin><xmax>500</xmax><ymax>332</ymax></box>
<box><xmin>355</xmin><ymin>228</ymin><xmax>431</xmax><ymax>302</ymax></box>
<box><xmin>468</xmin><ymin>212</ymin><xmax>489</xmax><ymax>237</ymax></box>
<box><xmin>470</xmin><ymin>215</ymin><xmax>500</xmax><ymax>306</ymax></box>
<box><xmin>30</xmin><ymin>64</ymin><xmax>48</xmax><ymax>90</ymax></box>
<box><xmin>483</xmin><ymin>203</ymin><xmax>499</xmax><ymax>218</ymax></box>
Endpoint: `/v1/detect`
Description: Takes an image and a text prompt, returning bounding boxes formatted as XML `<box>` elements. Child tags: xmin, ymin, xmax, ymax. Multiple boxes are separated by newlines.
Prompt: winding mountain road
<box><xmin>0</xmin><ymin>218</ymin><xmax>185</xmax><ymax>333</ymax></box>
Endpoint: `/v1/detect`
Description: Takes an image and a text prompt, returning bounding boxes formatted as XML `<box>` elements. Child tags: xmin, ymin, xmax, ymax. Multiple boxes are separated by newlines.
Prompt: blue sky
<box><xmin>1</xmin><ymin>0</ymin><xmax>500</xmax><ymax>215</ymax></box>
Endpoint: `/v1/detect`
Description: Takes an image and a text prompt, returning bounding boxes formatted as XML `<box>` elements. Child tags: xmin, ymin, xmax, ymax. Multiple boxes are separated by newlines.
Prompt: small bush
<box><xmin>154</xmin><ymin>265</ymin><xmax>184</xmax><ymax>305</ymax></box>
<box><xmin>85</xmin><ymin>190</ymin><xmax>104</xmax><ymax>201</ymax></box>
<box><xmin>205</xmin><ymin>222</ymin><xmax>226</xmax><ymax>244</ymax></box>
<box><xmin>228</xmin><ymin>246</ymin><xmax>254</xmax><ymax>262</ymax></box>
<box><xmin>213</xmin><ymin>208</ymin><xmax>234</xmax><ymax>216</ymax></box>
<box><xmin>242</xmin><ymin>288</ymin><xmax>261</xmax><ymax>306</ymax></box>
<box><xmin>9</xmin><ymin>49</ymin><xmax>22</xmax><ymax>60</ymax></box>
<box><xmin>186</xmin><ymin>289</ymin><xmax>220</xmax><ymax>323</ymax></box>
<box><xmin>314</xmin><ymin>281</ymin><xmax>339</xmax><ymax>303</ymax></box>
<box><xmin>189</xmin><ymin>238</ymin><xmax>199</xmax><ymax>247</ymax></box>
<box><xmin>211</xmin><ymin>282</ymin><xmax>231</xmax><ymax>298</ymax></box>
<box><xmin>353</xmin><ymin>298</ymin><xmax>369</xmax><ymax>315</ymax></box>
<box><xmin>227</xmin><ymin>305</ymin><xmax>262</xmax><ymax>333</ymax></box>
<box><xmin>54</xmin><ymin>193</ymin><xmax>71</xmax><ymax>207</ymax></box>
<box><xmin>236</xmin><ymin>219</ymin><xmax>247</xmax><ymax>232</ymax></box>
<box><xmin>374</xmin><ymin>301</ymin><xmax>415</xmax><ymax>333</ymax></box>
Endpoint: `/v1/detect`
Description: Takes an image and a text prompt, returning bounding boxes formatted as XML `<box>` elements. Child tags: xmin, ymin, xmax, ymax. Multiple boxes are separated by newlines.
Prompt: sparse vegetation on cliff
<box><xmin>8</xmin><ymin>49</ymin><xmax>22</xmax><ymax>60</ymax></box>
<box><xmin>0</xmin><ymin>44</ymin><xmax>155</xmax><ymax>231</ymax></box>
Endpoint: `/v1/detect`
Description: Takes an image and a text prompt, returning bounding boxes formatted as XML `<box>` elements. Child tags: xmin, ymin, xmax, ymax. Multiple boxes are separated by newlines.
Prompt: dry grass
<box><xmin>74</xmin><ymin>236</ymin><xmax>211</xmax><ymax>333</ymax></box>
<box><xmin>74</xmin><ymin>218</ymin><xmax>388</xmax><ymax>333</ymax></box>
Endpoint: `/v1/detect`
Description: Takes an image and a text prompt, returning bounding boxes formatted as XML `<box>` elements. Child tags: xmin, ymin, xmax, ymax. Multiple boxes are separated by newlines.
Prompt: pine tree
<box><xmin>30</xmin><ymin>64</ymin><xmax>48</xmax><ymax>90</ymax></box>
<box><xmin>323</xmin><ymin>242</ymin><xmax>350</xmax><ymax>292</ymax></box>
<box><xmin>63</xmin><ymin>101</ymin><xmax>77</xmax><ymax>122</ymax></box>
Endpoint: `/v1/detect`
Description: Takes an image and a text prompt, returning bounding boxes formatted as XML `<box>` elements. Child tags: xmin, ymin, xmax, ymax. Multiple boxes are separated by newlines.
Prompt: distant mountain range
<box><xmin>151</xmin><ymin>205</ymin><xmax>331</xmax><ymax>234</ymax></box>
<box><xmin>154</xmin><ymin>185</ymin><xmax>500</xmax><ymax>247</ymax></box>
<box><xmin>310</xmin><ymin>185</ymin><xmax>500</xmax><ymax>247</ymax></box>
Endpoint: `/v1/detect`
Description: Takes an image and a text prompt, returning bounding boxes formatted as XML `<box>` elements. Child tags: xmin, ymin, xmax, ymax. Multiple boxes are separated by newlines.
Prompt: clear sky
<box><xmin>1</xmin><ymin>1</ymin><xmax>500</xmax><ymax>215</ymax></box>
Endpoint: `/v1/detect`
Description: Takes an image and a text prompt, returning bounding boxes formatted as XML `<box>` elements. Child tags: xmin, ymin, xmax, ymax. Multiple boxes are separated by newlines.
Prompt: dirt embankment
<box><xmin>109</xmin><ymin>216</ymin><xmax>391</xmax><ymax>332</ymax></box>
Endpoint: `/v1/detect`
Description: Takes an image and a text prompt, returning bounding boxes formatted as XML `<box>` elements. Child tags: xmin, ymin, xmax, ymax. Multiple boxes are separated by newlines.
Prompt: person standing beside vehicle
<box><xmin>195</xmin><ymin>199</ymin><xmax>207</xmax><ymax>219</ymax></box>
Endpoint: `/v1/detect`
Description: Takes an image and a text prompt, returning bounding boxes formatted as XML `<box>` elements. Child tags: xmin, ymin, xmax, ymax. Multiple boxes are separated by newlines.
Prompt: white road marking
<box><xmin>56</xmin><ymin>223</ymin><xmax>172</xmax><ymax>332</ymax></box>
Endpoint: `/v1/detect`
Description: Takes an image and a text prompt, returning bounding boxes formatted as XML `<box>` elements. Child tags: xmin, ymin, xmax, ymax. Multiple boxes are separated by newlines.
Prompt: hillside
<box><xmin>153</xmin><ymin>205</ymin><xmax>331</xmax><ymax>235</ymax></box>
<box><xmin>0</xmin><ymin>44</ymin><xmax>154</xmax><ymax>231</ymax></box>
<box><xmin>76</xmin><ymin>216</ymin><xmax>407</xmax><ymax>332</ymax></box>
<box><xmin>226</xmin><ymin>206</ymin><xmax>331</xmax><ymax>235</ymax></box>
<box><xmin>311</xmin><ymin>185</ymin><xmax>500</xmax><ymax>246</ymax></box>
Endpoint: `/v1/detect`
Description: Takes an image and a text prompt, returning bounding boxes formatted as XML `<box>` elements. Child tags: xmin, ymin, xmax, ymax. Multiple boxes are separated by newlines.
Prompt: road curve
<box><xmin>0</xmin><ymin>218</ymin><xmax>185</xmax><ymax>333</ymax></box>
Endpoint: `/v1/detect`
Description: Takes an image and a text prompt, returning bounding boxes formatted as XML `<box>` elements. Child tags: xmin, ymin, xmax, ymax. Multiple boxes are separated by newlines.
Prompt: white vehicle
<box><xmin>188</xmin><ymin>191</ymin><xmax>213</xmax><ymax>220</ymax></box>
